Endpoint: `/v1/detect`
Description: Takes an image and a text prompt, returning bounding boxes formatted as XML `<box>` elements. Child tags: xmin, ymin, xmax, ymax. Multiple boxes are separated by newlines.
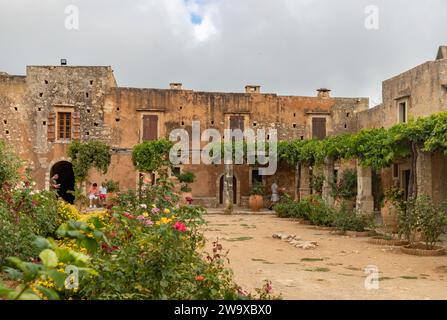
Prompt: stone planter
<box><xmin>248</xmin><ymin>195</ymin><xmax>263</xmax><ymax>212</ymax></box>
<box><xmin>368</xmin><ymin>236</ymin><xmax>409</xmax><ymax>246</ymax></box>
<box><xmin>401</xmin><ymin>244</ymin><xmax>446</xmax><ymax>256</ymax></box>
<box><xmin>309</xmin><ymin>225</ymin><xmax>333</xmax><ymax>231</ymax></box>
<box><xmin>381</xmin><ymin>200</ymin><xmax>399</xmax><ymax>233</ymax></box>
<box><xmin>345</xmin><ymin>230</ymin><xmax>370</xmax><ymax>237</ymax></box>
<box><xmin>329</xmin><ymin>230</ymin><xmax>346</xmax><ymax>235</ymax></box>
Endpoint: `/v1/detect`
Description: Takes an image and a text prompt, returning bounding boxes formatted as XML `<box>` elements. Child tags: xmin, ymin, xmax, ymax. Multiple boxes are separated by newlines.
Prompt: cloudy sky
<box><xmin>0</xmin><ymin>0</ymin><xmax>446</xmax><ymax>106</ymax></box>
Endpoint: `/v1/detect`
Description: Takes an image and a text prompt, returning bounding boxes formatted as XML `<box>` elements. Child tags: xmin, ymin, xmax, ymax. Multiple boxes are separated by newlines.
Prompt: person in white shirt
<box><xmin>269</xmin><ymin>181</ymin><xmax>279</xmax><ymax>210</ymax></box>
<box><xmin>99</xmin><ymin>183</ymin><xmax>108</xmax><ymax>207</ymax></box>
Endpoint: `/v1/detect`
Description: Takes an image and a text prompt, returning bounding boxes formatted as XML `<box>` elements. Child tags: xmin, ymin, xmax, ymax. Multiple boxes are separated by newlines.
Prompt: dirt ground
<box><xmin>203</xmin><ymin>213</ymin><xmax>447</xmax><ymax>300</ymax></box>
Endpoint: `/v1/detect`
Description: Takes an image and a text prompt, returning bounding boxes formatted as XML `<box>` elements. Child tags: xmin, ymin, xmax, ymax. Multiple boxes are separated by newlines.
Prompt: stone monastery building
<box><xmin>1</xmin><ymin>46</ymin><xmax>446</xmax><ymax>210</ymax></box>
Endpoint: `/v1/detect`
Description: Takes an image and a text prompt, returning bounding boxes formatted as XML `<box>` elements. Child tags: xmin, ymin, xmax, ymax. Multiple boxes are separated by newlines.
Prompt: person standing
<box><xmin>99</xmin><ymin>183</ymin><xmax>108</xmax><ymax>207</ymax></box>
<box><xmin>88</xmin><ymin>183</ymin><xmax>99</xmax><ymax>208</ymax></box>
<box><xmin>269</xmin><ymin>181</ymin><xmax>279</xmax><ymax>210</ymax></box>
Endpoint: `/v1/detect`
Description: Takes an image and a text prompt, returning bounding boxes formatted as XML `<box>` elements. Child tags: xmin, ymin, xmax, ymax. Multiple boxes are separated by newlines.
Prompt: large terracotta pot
<box><xmin>249</xmin><ymin>195</ymin><xmax>263</xmax><ymax>212</ymax></box>
<box><xmin>381</xmin><ymin>200</ymin><xmax>399</xmax><ymax>233</ymax></box>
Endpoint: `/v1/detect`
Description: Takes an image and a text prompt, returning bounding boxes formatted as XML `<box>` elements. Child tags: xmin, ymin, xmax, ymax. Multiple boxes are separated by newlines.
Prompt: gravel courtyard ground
<box><xmin>203</xmin><ymin>213</ymin><xmax>447</xmax><ymax>300</ymax></box>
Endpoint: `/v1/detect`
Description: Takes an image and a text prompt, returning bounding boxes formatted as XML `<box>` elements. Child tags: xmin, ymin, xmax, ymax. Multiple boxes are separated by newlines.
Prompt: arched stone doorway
<box><xmin>219</xmin><ymin>175</ymin><xmax>237</xmax><ymax>205</ymax></box>
<box><xmin>50</xmin><ymin>161</ymin><xmax>75</xmax><ymax>204</ymax></box>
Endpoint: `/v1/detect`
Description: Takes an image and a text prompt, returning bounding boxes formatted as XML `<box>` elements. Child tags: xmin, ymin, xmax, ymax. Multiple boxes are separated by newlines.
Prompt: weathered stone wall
<box><xmin>0</xmin><ymin>64</ymin><xmax>372</xmax><ymax>206</ymax></box>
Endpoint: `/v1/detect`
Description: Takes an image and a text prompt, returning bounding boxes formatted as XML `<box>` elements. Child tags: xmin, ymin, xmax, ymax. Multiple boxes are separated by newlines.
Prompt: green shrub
<box><xmin>333</xmin><ymin>208</ymin><xmax>372</xmax><ymax>232</ymax></box>
<box><xmin>0</xmin><ymin>187</ymin><xmax>59</xmax><ymax>264</ymax></box>
<box><xmin>399</xmin><ymin>196</ymin><xmax>447</xmax><ymax>247</ymax></box>
<box><xmin>0</xmin><ymin>140</ymin><xmax>21</xmax><ymax>187</ymax></box>
<box><xmin>249</xmin><ymin>181</ymin><xmax>264</xmax><ymax>196</ymax></box>
<box><xmin>177</xmin><ymin>171</ymin><xmax>196</xmax><ymax>184</ymax></box>
<box><xmin>104</xmin><ymin>180</ymin><xmax>120</xmax><ymax>193</ymax></box>
<box><xmin>331</xmin><ymin>169</ymin><xmax>357</xmax><ymax>200</ymax></box>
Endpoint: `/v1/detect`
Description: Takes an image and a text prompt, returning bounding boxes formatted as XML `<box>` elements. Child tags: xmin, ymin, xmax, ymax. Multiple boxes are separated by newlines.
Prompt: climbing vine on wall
<box><xmin>276</xmin><ymin>111</ymin><xmax>447</xmax><ymax>170</ymax></box>
<box><xmin>67</xmin><ymin>141</ymin><xmax>111</xmax><ymax>184</ymax></box>
<box><xmin>0</xmin><ymin>140</ymin><xmax>21</xmax><ymax>186</ymax></box>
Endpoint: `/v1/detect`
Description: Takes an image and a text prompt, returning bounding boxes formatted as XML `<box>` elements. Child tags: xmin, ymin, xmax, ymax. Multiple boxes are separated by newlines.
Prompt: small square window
<box><xmin>293</xmin><ymin>123</ymin><xmax>297</xmax><ymax>128</ymax></box>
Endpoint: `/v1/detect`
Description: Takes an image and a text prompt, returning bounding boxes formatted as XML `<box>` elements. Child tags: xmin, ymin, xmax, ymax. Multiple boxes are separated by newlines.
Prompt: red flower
<box><xmin>123</xmin><ymin>212</ymin><xmax>134</xmax><ymax>220</ymax></box>
<box><xmin>195</xmin><ymin>275</ymin><xmax>205</xmax><ymax>281</ymax></box>
<box><xmin>173</xmin><ymin>221</ymin><xmax>187</xmax><ymax>232</ymax></box>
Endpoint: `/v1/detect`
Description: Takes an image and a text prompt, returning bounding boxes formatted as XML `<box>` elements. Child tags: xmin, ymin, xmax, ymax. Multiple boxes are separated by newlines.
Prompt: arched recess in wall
<box><xmin>46</xmin><ymin>158</ymin><xmax>75</xmax><ymax>204</ymax></box>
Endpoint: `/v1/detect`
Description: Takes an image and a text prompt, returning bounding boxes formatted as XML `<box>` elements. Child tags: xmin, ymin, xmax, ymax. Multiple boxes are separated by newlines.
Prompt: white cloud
<box><xmin>0</xmin><ymin>0</ymin><xmax>446</xmax><ymax>104</ymax></box>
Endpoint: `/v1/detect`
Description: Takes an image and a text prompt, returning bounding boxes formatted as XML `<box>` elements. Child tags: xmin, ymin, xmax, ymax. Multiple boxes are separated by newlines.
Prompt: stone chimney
<box><xmin>317</xmin><ymin>88</ymin><xmax>331</xmax><ymax>98</ymax></box>
<box><xmin>170</xmin><ymin>83</ymin><xmax>183</xmax><ymax>90</ymax></box>
<box><xmin>245</xmin><ymin>85</ymin><xmax>261</xmax><ymax>94</ymax></box>
<box><xmin>436</xmin><ymin>46</ymin><xmax>447</xmax><ymax>60</ymax></box>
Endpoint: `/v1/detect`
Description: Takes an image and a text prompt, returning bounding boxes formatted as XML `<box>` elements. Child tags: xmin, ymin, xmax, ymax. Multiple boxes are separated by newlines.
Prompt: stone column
<box><xmin>356</xmin><ymin>164</ymin><xmax>374</xmax><ymax>215</ymax></box>
<box><xmin>322</xmin><ymin>157</ymin><xmax>334</xmax><ymax>206</ymax></box>
<box><xmin>299</xmin><ymin>165</ymin><xmax>311</xmax><ymax>201</ymax></box>
<box><xmin>416</xmin><ymin>147</ymin><xmax>432</xmax><ymax>198</ymax></box>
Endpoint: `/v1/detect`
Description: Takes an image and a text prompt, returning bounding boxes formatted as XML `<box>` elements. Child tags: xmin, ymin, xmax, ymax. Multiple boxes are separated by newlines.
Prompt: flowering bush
<box><xmin>0</xmin><ymin>147</ymin><xmax>279</xmax><ymax>300</ymax></box>
<box><xmin>0</xmin><ymin>181</ymin><xmax>59</xmax><ymax>263</ymax></box>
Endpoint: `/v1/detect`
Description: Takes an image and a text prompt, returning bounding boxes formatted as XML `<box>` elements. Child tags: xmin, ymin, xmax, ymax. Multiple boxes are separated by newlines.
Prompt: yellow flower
<box><xmin>163</xmin><ymin>208</ymin><xmax>171</xmax><ymax>214</ymax></box>
<box><xmin>157</xmin><ymin>217</ymin><xmax>173</xmax><ymax>225</ymax></box>
<box><xmin>143</xmin><ymin>212</ymin><xmax>149</xmax><ymax>218</ymax></box>
<box><xmin>171</xmin><ymin>215</ymin><xmax>176</xmax><ymax>220</ymax></box>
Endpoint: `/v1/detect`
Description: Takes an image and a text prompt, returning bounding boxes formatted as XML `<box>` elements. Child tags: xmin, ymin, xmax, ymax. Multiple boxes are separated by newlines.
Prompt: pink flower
<box><xmin>173</xmin><ymin>221</ymin><xmax>187</xmax><ymax>232</ymax></box>
<box><xmin>136</xmin><ymin>215</ymin><xmax>145</xmax><ymax>221</ymax></box>
<box><xmin>144</xmin><ymin>220</ymin><xmax>154</xmax><ymax>226</ymax></box>
<box><xmin>151</xmin><ymin>207</ymin><xmax>160</xmax><ymax>214</ymax></box>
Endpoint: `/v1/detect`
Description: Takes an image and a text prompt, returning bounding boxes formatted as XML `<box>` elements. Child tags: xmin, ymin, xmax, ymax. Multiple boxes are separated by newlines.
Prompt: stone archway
<box><xmin>50</xmin><ymin>161</ymin><xmax>75</xmax><ymax>204</ymax></box>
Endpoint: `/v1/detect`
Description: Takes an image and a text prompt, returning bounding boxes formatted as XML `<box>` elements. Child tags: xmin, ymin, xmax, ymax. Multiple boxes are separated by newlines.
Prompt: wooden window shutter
<box><xmin>312</xmin><ymin>118</ymin><xmax>326</xmax><ymax>140</ymax></box>
<box><xmin>72</xmin><ymin>112</ymin><xmax>80</xmax><ymax>140</ymax></box>
<box><xmin>142</xmin><ymin>115</ymin><xmax>158</xmax><ymax>141</ymax></box>
<box><xmin>47</xmin><ymin>112</ymin><xmax>56</xmax><ymax>142</ymax></box>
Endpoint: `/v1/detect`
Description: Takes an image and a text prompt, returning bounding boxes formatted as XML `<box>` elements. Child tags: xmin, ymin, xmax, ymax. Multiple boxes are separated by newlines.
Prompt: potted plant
<box><xmin>249</xmin><ymin>181</ymin><xmax>264</xmax><ymax>212</ymax></box>
<box><xmin>381</xmin><ymin>187</ymin><xmax>403</xmax><ymax>233</ymax></box>
<box><xmin>400</xmin><ymin>196</ymin><xmax>447</xmax><ymax>256</ymax></box>
<box><xmin>177</xmin><ymin>171</ymin><xmax>196</xmax><ymax>204</ymax></box>
<box><xmin>332</xmin><ymin>206</ymin><xmax>374</xmax><ymax>237</ymax></box>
